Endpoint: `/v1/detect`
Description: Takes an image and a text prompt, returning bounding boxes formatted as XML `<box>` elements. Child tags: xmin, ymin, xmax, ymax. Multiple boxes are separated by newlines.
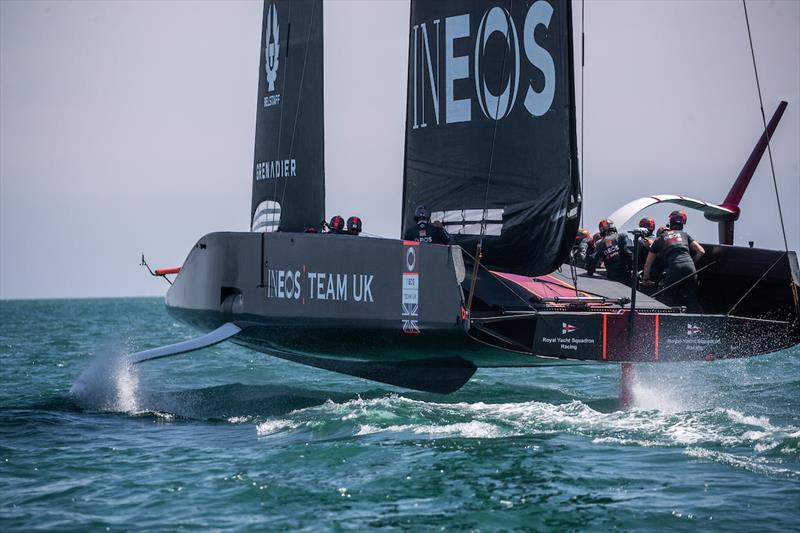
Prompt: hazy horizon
<box><xmin>2</xmin><ymin>0</ymin><xmax>798</xmax><ymax>300</ymax></box>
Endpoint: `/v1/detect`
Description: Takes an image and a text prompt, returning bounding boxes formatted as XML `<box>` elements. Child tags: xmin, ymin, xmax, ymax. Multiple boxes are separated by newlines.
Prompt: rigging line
<box><xmin>648</xmin><ymin>260</ymin><xmax>717</xmax><ymax>299</ymax></box>
<box><xmin>463</xmin><ymin>246</ymin><xmax>627</xmax><ymax>306</ymax></box>
<box><xmin>725</xmin><ymin>251</ymin><xmax>786</xmax><ymax>317</ymax></box>
<box><xmin>479</xmin><ymin>0</ymin><xmax>514</xmax><ymax>241</ymax></box>
<box><xmin>279</xmin><ymin>0</ymin><xmax>318</xmax><ymax>214</ymax></box>
<box><xmin>580</xmin><ymin>0</ymin><xmax>585</xmax><ymax>228</ymax></box>
<box><xmin>742</xmin><ymin>0</ymin><xmax>788</xmax><ymax>252</ymax></box>
<box><xmin>531</xmin><ymin>272</ymin><xmax>626</xmax><ymax>302</ymax></box>
<box><xmin>460</xmin><ymin>248</ymin><xmax>627</xmax><ymax>321</ymax></box>
<box><xmin>460</xmin><ymin>248</ymin><xmax>539</xmax><ymax>314</ymax></box>
<box><xmin>270</xmin><ymin>1</ymin><xmax>293</xmax><ymax>231</ymax></box>
<box><xmin>570</xmin><ymin>258</ymin><xmax>579</xmax><ymax>297</ymax></box>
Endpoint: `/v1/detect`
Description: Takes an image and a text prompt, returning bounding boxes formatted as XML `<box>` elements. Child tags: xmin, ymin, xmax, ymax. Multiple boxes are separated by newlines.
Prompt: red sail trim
<box><xmin>155</xmin><ymin>267</ymin><xmax>181</xmax><ymax>276</ymax></box>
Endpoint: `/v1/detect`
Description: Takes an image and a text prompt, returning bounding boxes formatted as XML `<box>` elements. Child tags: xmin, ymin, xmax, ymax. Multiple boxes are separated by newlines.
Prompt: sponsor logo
<box><xmin>402</xmin><ymin>243</ymin><xmax>421</xmax><ymax>334</ymax></box>
<box><xmin>251</xmin><ymin>200</ymin><xmax>281</xmax><ymax>232</ymax></box>
<box><xmin>561</xmin><ymin>322</ymin><xmax>577</xmax><ymax>335</ymax></box>
<box><xmin>264</xmin><ymin>3</ymin><xmax>281</xmax><ymax>107</ymax></box>
<box><xmin>687</xmin><ymin>324</ymin><xmax>702</xmax><ymax>336</ymax></box>
<box><xmin>665</xmin><ymin>231</ymin><xmax>684</xmax><ymax>245</ymax></box>
<box><xmin>255</xmin><ymin>159</ymin><xmax>297</xmax><ymax>181</ymax></box>
<box><xmin>474</xmin><ymin>7</ymin><xmax>520</xmax><ymax>120</ymax></box>
<box><xmin>266</xmin><ymin>269</ymin><xmax>374</xmax><ymax>303</ymax></box>
<box><xmin>410</xmin><ymin>0</ymin><xmax>556</xmax><ymax>128</ymax></box>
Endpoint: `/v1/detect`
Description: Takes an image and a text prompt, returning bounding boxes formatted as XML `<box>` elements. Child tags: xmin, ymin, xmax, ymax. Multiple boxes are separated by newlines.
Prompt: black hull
<box><xmin>164</xmin><ymin>232</ymin><xmax>800</xmax><ymax>392</ymax></box>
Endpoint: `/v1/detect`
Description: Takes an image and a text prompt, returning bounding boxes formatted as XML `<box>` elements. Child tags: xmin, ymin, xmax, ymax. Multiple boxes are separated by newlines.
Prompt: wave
<box><xmin>63</xmin><ymin>347</ymin><xmax>799</xmax><ymax>479</ymax></box>
<box><xmin>249</xmin><ymin>395</ymin><xmax>799</xmax><ymax>478</ymax></box>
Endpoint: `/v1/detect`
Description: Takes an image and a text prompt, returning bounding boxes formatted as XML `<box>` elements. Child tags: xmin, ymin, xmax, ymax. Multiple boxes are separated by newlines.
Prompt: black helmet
<box><xmin>639</xmin><ymin>217</ymin><xmax>655</xmax><ymax>234</ymax></box>
<box><xmin>346</xmin><ymin>216</ymin><xmax>362</xmax><ymax>235</ymax></box>
<box><xmin>669</xmin><ymin>210</ymin><xmax>687</xmax><ymax>229</ymax></box>
<box><xmin>414</xmin><ymin>205</ymin><xmax>430</xmax><ymax>222</ymax></box>
<box><xmin>329</xmin><ymin>215</ymin><xmax>345</xmax><ymax>233</ymax></box>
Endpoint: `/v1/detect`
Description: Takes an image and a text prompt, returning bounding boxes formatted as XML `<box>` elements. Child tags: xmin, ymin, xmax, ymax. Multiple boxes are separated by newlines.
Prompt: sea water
<box><xmin>1</xmin><ymin>298</ymin><xmax>798</xmax><ymax>531</ymax></box>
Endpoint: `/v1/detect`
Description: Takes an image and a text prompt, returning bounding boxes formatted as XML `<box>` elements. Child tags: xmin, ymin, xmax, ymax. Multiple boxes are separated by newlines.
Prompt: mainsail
<box><xmin>251</xmin><ymin>0</ymin><xmax>325</xmax><ymax>233</ymax></box>
<box><xmin>401</xmin><ymin>0</ymin><xmax>581</xmax><ymax>275</ymax></box>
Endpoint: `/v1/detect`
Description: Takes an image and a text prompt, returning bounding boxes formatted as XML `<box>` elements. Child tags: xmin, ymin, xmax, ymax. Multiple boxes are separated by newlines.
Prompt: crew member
<box><xmin>407</xmin><ymin>205</ymin><xmax>450</xmax><ymax>244</ymax></box>
<box><xmin>639</xmin><ymin>217</ymin><xmax>656</xmax><ymax>248</ymax></box>
<box><xmin>571</xmin><ymin>228</ymin><xmax>593</xmax><ymax>267</ymax></box>
<box><xmin>643</xmin><ymin>210</ymin><xmax>705</xmax><ymax>311</ymax></box>
<box><xmin>587</xmin><ymin>218</ymin><xmax>633</xmax><ymax>284</ymax></box>
<box><xmin>327</xmin><ymin>215</ymin><xmax>346</xmax><ymax>234</ymax></box>
<box><xmin>643</xmin><ymin>226</ymin><xmax>670</xmax><ymax>289</ymax></box>
<box><xmin>346</xmin><ymin>216</ymin><xmax>362</xmax><ymax>236</ymax></box>
<box><xmin>635</xmin><ymin>216</ymin><xmax>657</xmax><ymax>266</ymax></box>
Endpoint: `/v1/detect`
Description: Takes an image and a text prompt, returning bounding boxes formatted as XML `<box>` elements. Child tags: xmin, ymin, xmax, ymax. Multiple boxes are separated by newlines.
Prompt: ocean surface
<box><xmin>1</xmin><ymin>298</ymin><xmax>798</xmax><ymax>531</ymax></box>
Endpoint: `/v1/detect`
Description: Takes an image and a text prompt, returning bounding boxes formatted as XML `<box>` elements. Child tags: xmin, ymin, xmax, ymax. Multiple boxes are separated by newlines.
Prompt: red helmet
<box><xmin>346</xmin><ymin>216</ymin><xmax>362</xmax><ymax>234</ymax></box>
<box><xmin>639</xmin><ymin>217</ymin><xmax>655</xmax><ymax>234</ymax></box>
<box><xmin>669</xmin><ymin>210</ymin><xmax>687</xmax><ymax>229</ymax></box>
<box><xmin>576</xmin><ymin>228</ymin><xmax>591</xmax><ymax>243</ymax></box>
<box><xmin>329</xmin><ymin>215</ymin><xmax>345</xmax><ymax>233</ymax></box>
<box><xmin>656</xmin><ymin>225</ymin><xmax>668</xmax><ymax>237</ymax></box>
<box><xmin>598</xmin><ymin>218</ymin><xmax>615</xmax><ymax>235</ymax></box>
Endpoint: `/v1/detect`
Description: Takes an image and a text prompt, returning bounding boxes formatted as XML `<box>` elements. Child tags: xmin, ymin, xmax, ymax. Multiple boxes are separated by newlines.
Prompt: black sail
<box><xmin>251</xmin><ymin>0</ymin><xmax>324</xmax><ymax>233</ymax></box>
<box><xmin>401</xmin><ymin>0</ymin><xmax>581</xmax><ymax>275</ymax></box>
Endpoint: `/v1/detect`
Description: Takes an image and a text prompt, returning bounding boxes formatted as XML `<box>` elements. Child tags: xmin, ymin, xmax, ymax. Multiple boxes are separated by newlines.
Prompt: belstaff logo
<box><xmin>263</xmin><ymin>4</ymin><xmax>281</xmax><ymax>107</ymax></box>
<box><xmin>265</xmin><ymin>4</ymin><xmax>279</xmax><ymax>91</ymax></box>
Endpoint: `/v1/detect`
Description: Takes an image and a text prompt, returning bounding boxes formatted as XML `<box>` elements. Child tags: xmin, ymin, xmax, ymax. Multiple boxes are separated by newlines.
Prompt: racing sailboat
<box><xmin>136</xmin><ymin>0</ymin><xmax>800</xmax><ymax>394</ymax></box>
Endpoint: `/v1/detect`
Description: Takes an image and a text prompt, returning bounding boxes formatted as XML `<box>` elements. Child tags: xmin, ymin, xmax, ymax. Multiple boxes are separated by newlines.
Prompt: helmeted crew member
<box><xmin>407</xmin><ymin>205</ymin><xmax>450</xmax><ymax>244</ymax></box>
<box><xmin>643</xmin><ymin>210</ymin><xmax>705</xmax><ymax>311</ymax></box>
<box><xmin>587</xmin><ymin>218</ymin><xmax>633</xmax><ymax>284</ymax></box>
<box><xmin>644</xmin><ymin>225</ymin><xmax>670</xmax><ymax>288</ymax></box>
<box><xmin>636</xmin><ymin>216</ymin><xmax>657</xmax><ymax>266</ymax></box>
<box><xmin>327</xmin><ymin>215</ymin><xmax>346</xmax><ymax>234</ymax></box>
<box><xmin>571</xmin><ymin>228</ymin><xmax>593</xmax><ymax>267</ymax></box>
<box><xmin>639</xmin><ymin>217</ymin><xmax>656</xmax><ymax>248</ymax></box>
<box><xmin>346</xmin><ymin>216</ymin><xmax>362</xmax><ymax>236</ymax></box>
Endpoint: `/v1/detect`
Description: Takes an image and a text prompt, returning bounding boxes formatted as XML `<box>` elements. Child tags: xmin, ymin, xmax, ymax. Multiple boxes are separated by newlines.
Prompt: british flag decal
<box><xmin>402</xmin><ymin>242</ymin><xmax>420</xmax><ymax>334</ymax></box>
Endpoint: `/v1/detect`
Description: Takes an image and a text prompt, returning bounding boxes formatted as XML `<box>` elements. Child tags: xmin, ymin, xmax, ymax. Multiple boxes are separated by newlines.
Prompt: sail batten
<box><xmin>402</xmin><ymin>0</ymin><xmax>581</xmax><ymax>275</ymax></box>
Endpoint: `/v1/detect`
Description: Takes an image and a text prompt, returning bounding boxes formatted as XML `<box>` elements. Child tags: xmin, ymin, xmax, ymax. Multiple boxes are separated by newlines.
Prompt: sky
<box><xmin>1</xmin><ymin>0</ymin><xmax>798</xmax><ymax>299</ymax></box>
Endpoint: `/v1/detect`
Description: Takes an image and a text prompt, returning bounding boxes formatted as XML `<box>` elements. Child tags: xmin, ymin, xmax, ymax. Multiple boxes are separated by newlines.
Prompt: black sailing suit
<box><xmin>407</xmin><ymin>220</ymin><xmax>451</xmax><ymax>245</ymax></box>
<box><xmin>649</xmin><ymin>229</ymin><xmax>700</xmax><ymax>312</ymax></box>
<box><xmin>587</xmin><ymin>231</ymin><xmax>633</xmax><ymax>284</ymax></box>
